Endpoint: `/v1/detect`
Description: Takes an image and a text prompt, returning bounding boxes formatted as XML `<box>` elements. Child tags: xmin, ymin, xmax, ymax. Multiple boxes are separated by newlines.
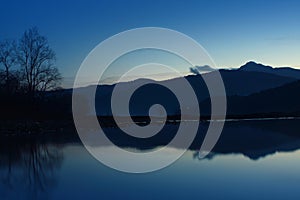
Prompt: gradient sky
<box><xmin>1</xmin><ymin>0</ymin><xmax>300</xmax><ymax>88</ymax></box>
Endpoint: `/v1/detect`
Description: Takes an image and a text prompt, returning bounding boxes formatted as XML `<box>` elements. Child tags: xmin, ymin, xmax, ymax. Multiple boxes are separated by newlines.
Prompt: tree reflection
<box><xmin>0</xmin><ymin>137</ymin><xmax>64</xmax><ymax>199</ymax></box>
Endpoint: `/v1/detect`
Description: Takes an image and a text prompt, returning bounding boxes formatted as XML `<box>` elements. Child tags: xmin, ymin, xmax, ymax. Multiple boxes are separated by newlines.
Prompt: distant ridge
<box><xmin>51</xmin><ymin>61</ymin><xmax>300</xmax><ymax>118</ymax></box>
<box><xmin>239</xmin><ymin>61</ymin><xmax>300</xmax><ymax>79</ymax></box>
<box><xmin>226</xmin><ymin>80</ymin><xmax>300</xmax><ymax>116</ymax></box>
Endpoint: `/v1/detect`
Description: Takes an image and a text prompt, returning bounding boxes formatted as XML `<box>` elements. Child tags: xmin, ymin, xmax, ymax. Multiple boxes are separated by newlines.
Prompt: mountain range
<box><xmin>85</xmin><ymin>61</ymin><xmax>300</xmax><ymax>117</ymax></box>
<box><xmin>52</xmin><ymin>61</ymin><xmax>300</xmax><ymax>118</ymax></box>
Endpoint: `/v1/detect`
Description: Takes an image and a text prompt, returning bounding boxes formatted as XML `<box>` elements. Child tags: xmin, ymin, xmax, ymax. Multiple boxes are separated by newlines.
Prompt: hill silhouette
<box><xmin>2</xmin><ymin>61</ymin><xmax>300</xmax><ymax>119</ymax></box>
<box><xmin>225</xmin><ymin>80</ymin><xmax>300</xmax><ymax>117</ymax></box>
<box><xmin>239</xmin><ymin>61</ymin><xmax>300</xmax><ymax>79</ymax></box>
<box><xmin>91</xmin><ymin>61</ymin><xmax>300</xmax><ymax>117</ymax></box>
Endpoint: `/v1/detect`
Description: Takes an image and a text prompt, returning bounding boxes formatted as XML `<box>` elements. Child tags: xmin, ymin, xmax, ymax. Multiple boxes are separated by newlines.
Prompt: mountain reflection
<box><xmin>0</xmin><ymin>137</ymin><xmax>64</xmax><ymax>199</ymax></box>
<box><xmin>207</xmin><ymin>119</ymin><xmax>300</xmax><ymax>160</ymax></box>
<box><xmin>0</xmin><ymin>119</ymin><xmax>300</xmax><ymax>199</ymax></box>
<box><xmin>99</xmin><ymin>118</ymin><xmax>300</xmax><ymax>160</ymax></box>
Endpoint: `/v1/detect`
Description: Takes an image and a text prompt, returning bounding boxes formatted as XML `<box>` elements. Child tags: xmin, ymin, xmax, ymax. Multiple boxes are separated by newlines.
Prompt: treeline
<box><xmin>0</xmin><ymin>27</ymin><xmax>61</xmax><ymax>98</ymax></box>
<box><xmin>0</xmin><ymin>27</ymin><xmax>71</xmax><ymax>119</ymax></box>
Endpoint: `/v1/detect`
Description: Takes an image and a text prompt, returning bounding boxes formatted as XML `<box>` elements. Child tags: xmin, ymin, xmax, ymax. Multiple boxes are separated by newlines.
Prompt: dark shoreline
<box><xmin>1</xmin><ymin>114</ymin><xmax>300</xmax><ymax>137</ymax></box>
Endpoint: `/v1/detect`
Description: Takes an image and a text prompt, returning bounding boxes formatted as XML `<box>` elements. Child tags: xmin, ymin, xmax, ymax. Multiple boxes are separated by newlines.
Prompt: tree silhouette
<box><xmin>0</xmin><ymin>27</ymin><xmax>62</xmax><ymax>99</ymax></box>
<box><xmin>0</xmin><ymin>40</ymin><xmax>17</xmax><ymax>94</ymax></box>
<box><xmin>16</xmin><ymin>27</ymin><xmax>61</xmax><ymax>97</ymax></box>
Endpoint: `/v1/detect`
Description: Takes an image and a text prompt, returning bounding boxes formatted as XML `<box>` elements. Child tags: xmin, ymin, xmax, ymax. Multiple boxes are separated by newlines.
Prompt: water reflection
<box><xmin>209</xmin><ymin>119</ymin><xmax>300</xmax><ymax>160</ymax></box>
<box><xmin>0</xmin><ymin>137</ymin><xmax>64</xmax><ymax>199</ymax></box>
<box><xmin>0</xmin><ymin>119</ymin><xmax>300</xmax><ymax>199</ymax></box>
<box><xmin>100</xmin><ymin>119</ymin><xmax>300</xmax><ymax>160</ymax></box>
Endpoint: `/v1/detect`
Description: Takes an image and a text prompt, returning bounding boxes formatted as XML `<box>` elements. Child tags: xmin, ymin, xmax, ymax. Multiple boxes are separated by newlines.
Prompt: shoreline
<box><xmin>1</xmin><ymin>116</ymin><xmax>300</xmax><ymax>137</ymax></box>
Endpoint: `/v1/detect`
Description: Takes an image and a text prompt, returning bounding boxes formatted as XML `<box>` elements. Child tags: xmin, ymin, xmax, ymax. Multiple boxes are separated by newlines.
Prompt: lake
<box><xmin>1</xmin><ymin>119</ymin><xmax>300</xmax><ymax>200</ymax></box>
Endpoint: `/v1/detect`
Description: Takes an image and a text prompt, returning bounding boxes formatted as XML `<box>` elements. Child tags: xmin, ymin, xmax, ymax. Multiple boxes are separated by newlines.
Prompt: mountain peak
<box><xmin>239</xmin><ymin>61</ymin><xmax>273</xmax><ymax>72</ymax></box>
<box><xmin>245</xmin><ymin>61</ymin><xmax>258</xmax><ymax>65</ymax></box>
<box><xmin>237</xmin><ymin>61</ymin><xmax>300</xmax><ymax>79</ymax></box>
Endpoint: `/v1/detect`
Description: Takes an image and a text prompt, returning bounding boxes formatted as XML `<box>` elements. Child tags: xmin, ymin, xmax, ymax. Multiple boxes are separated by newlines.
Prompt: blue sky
<box><xmin>1</xmin><ymin>0</ymin><xmax>300</xmax><ymax>88</ymax></box>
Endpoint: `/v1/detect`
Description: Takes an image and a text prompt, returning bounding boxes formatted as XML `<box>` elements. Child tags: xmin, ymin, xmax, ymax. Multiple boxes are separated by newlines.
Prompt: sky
<box><xmin>0</xmin><ymin>0</ymin><xmax>300</xmax><ymax>88</ymax></box>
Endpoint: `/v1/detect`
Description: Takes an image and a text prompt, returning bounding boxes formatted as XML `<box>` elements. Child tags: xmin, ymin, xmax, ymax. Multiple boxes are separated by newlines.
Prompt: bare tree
<box><xmin>37</xmin><ymin>67</ymin><xmax>61</xmax><ymax>91</ymax></box>
<box><xmin>0</xmin><ymin>40</ymin><xmax>16</xmax><ymax>92</ymax></box>
<box><xmin>16</xmin><ymin>27</ymin><xmax>61</xmax><ymax>97</ymax></box>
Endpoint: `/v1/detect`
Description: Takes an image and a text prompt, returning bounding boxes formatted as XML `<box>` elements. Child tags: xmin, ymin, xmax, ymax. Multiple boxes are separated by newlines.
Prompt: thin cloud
<box><xmin>189</xmin><ymin>65</ymin><xmax>216</xmax><ymax>75</ymax></box>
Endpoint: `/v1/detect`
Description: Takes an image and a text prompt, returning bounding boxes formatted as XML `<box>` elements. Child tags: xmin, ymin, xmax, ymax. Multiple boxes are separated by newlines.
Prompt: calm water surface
<box><xmin>1</xmin><ymin>119</ymin><xmax>300</xmax><ymax>200</ymax></box>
